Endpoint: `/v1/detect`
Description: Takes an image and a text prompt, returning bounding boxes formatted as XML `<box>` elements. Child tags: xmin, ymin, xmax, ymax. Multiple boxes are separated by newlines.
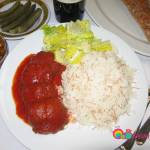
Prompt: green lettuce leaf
<box><xmin>42</xmin><ymin>20</ymin><xmax>112</xmax><ymax>64</ymax></box>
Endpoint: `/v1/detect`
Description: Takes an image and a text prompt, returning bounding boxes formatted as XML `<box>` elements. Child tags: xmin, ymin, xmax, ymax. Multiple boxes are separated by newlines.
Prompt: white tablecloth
<box><xmin>0</xmin><ymin>0</ymin><xmax>150</xmax><ymax>150</ymax></box>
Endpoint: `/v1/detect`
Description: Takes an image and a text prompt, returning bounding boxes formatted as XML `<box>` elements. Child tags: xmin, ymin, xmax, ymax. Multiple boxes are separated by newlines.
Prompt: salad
<box><xmin>42</xmin><ymin>20</ymin><xmax>112</xmax><ymax>64</ymax></box>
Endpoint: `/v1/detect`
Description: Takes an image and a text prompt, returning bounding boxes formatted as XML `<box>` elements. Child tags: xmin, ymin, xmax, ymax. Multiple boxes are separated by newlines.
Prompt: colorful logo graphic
<box><xmin>113</xmin><ymin>128</ymin><xmax>132</xmax><ymax>139</ymax></box>
<box><xmin>113</xmin><ymin>127</ymin><xmax>150</xmax><ymax>140</ymax></box>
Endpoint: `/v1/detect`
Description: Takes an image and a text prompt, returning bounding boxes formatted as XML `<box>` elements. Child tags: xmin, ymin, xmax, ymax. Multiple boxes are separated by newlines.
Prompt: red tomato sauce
<box><xmin>12</xmin><ymin>51</ymin><xmax>69</xmax><ymax>134</ymax></box>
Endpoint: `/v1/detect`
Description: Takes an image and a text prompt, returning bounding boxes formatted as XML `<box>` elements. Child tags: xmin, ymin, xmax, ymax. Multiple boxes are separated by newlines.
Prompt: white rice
<box><xmin>59</xmin><ymin>50</ymin><xmax>134</xmax><ymax>128</ymax></box>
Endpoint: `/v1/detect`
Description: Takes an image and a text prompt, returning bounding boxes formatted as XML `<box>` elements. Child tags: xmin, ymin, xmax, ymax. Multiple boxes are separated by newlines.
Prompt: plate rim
<box><xmin>86</xmin><ymin>0</ymin><xmax>150</xmax><ymax>57</ymax></box>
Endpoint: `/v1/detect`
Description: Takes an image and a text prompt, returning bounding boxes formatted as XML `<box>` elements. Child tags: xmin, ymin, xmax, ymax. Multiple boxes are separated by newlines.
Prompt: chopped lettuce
<box><xmin>42</xmin><ymin>20</ymin><xmax>112</xmax><ymax>64</ymax></box>
<box><xmin>64</xmin><ymin>45</ymin><xmax>84</xmax><ymax>64</ymax></box>
<box><xmin>54</xmin><ymin>50</ymin><xmax>65</xmax><ymax>64</ymax></box>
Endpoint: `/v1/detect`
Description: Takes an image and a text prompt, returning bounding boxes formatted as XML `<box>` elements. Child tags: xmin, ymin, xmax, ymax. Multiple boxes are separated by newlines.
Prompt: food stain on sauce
<box><xmin>12</xmin><ymin>51</ymin><xmax>69</xmax><ymax>134</ymax></box>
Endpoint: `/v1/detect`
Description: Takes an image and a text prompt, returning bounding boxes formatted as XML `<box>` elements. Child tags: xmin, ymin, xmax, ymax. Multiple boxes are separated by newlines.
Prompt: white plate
<box><xmin>86</xmin><ymin>0</ymin><xmax>150</xmax><ymax>56</ymax></box>
<box><xmin>0</xmin><ymin>26</ymin><xmax>148</xmax><ymax>150</ymax></box>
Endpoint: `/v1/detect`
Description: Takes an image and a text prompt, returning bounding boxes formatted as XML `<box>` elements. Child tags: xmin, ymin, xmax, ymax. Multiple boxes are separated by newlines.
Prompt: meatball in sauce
<box><xmin>12</xmin><ymin>51</ymin><xmax>69</xmax><ymax>134</ymax></box>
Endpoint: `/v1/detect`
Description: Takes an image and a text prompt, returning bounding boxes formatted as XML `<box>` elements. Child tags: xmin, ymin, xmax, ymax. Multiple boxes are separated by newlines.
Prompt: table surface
<box><xmin>0</xmin><ymin>0</ymin><xmax>150</xmax><ymax>150</ymax></box>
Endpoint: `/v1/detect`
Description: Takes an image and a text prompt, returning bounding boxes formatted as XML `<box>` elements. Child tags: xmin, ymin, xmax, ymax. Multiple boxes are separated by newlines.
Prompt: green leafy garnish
<box><xmin>42</xmin><ymin>20</ymin><xmax>112</xmax><ymax>64</ymax></box>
